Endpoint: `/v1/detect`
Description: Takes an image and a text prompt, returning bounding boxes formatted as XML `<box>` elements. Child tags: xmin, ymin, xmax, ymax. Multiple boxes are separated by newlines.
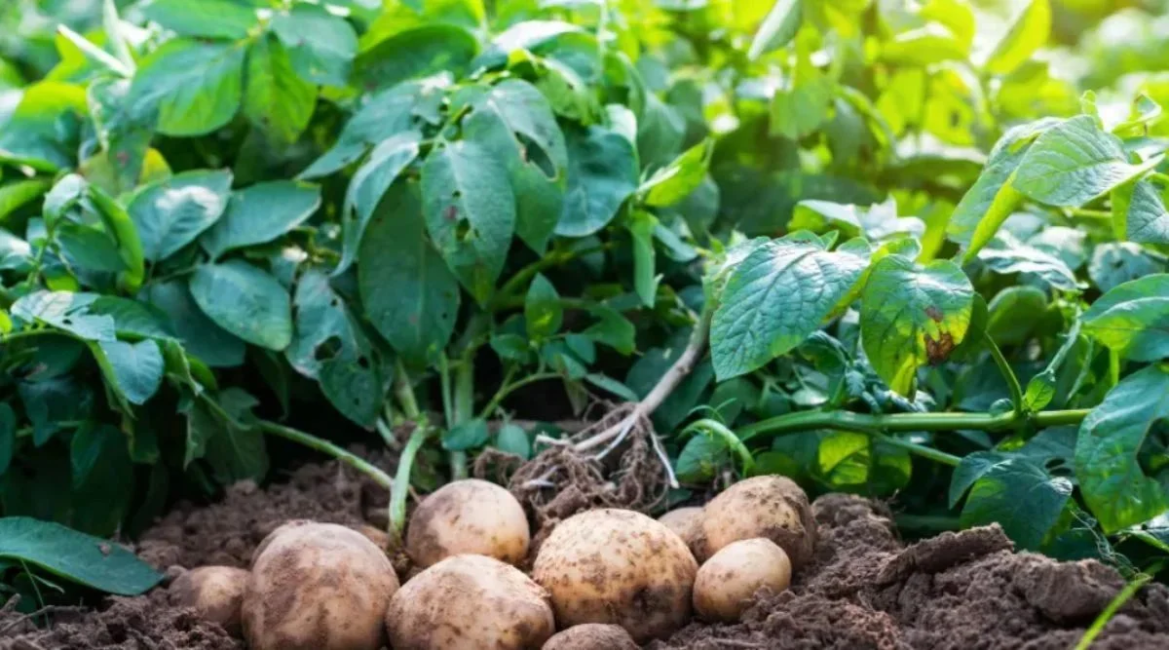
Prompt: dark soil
<box><xmin>4</xmin><ymin>453</ymin><xmax>1169</xmax><ymax>650</ymax></box>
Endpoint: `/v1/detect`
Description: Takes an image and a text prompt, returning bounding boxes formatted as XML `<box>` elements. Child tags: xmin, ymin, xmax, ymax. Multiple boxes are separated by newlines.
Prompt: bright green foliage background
<box><xmin>1</xmin><ymin>0</ymin><xmax>1169</xmax><ymax>600</ymax></box>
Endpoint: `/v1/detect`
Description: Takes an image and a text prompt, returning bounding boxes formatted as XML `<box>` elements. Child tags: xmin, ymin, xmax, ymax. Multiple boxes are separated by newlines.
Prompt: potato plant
<box><xmin>0</xmin><ymin>0</ymin><xmax>1167</xmax><ymax>610</ymax></box>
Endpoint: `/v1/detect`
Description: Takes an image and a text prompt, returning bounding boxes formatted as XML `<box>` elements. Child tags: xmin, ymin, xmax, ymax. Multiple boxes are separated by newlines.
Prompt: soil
<box><xmin>4</xmin><ymin>452</ymin><xmax>1169</xmax><ymax>650</ymax></box>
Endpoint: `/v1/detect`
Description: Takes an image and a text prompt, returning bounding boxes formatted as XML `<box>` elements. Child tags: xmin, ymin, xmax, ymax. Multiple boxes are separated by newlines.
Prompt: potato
<box><xmin>168</xmin><ymin>566</ymin><xmax>249</xmax><ymax>636</ymax></box>
<box><xmin>657</xmin><ymin>506</ymin><xmax>703</xmax><ymax>556</ymax></box>
<box><xmin>407</xmin><ymin>478</ymin><xmax>530</xmax><ymax>568</ymax></box>
<box><xmin>542</xmin><ymin>624</ymin><xmax>638</xmax><ymax>650</ymax></box>
<box><xmin>242</xmin><ymin>522</ymin><xmax>400</xmax><ymax>650</ymax></box>
<box><xmin>386</xmin><ymin>554</ymin><xmax>554</xmax><ymax>650</ymax></box>
<box><xmin>532</xmin><ymin>509</ymin><xmax>698</xmax><ymax>643</ymax></box>
<box><xmin>699</xmin><ymin>475</ymin><xmax>816</xmax><ymax>569</ymax></box>
<box><xmin>693</xmin><ymin>538</ymin><xmax>791</xmax><ymax>622</ymax></box>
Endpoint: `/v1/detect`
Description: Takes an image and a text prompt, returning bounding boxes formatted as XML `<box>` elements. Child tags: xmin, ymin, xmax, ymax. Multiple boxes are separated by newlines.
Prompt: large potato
<box><xmin>542</xmin><ymin>624</ymin><xmax>638</xmax><ymax>650</ymax></box>
<box><xmin>386</xmin><ymin>554</ymin><xmax>554</xmax><ymax>650</ymax></box>
<box><xmin>532</xmin><ymin>509</ymin><xmax>698</xmax><ymax>643</ymax></box>
<box><xmin>657</xmin><ymin>506</ymin><xmax>703</xmax><ymax>557</ymax></box>
<box><xmin>407</xmin><ymin>478</ymin><xmax>530</xmax><ymax>568</ymax></box>
<box><xmin>693</xmin><ymin>538</ymin><xmax>791</xmax><ymax>622</ymax></box>
<box><xmin>169</xmin><ymin>566</ymin><xmax>249</xmax><ymax>636</ymax></box>
<box><xmin>699</xmin><ymin>476</ymin><xmax>816</xmax><ymax>568</ymax></box>
<box><xmin>242</xmin><ymin>522</ymin><xmax>400</xmax><ymax>650</ymax></box>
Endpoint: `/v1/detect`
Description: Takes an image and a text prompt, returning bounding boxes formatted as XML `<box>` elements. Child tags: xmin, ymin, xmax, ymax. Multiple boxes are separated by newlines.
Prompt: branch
<box><xmin>256</xmin><ymin>420</ymin><xmax>393</xmax><ymax>489</ymax></box>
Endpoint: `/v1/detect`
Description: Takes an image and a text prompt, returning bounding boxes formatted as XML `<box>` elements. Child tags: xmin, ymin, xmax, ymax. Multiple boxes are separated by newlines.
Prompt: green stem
<box><xmin>450</xmin><ymin>355</ymin><xmax>475</xmax><ymax>481</ymax></box>
<box><xmin>685</xmin><ymin>419</ymin><xmax>756</xmax><ymax>475</ymax></box>
<box><xmin>0</xmin><ymin>329</ymin><xmax>61</xmax><ymax>343</ymax></box>
<box><xmin>1066</xmin><ymin>207</ymin><xmax>1112</xmax><ymax>220</ymax></box>
<box><xmin>984</xmin><ymin>331</ymin><xmax>1024</xmax><ymax>417</ymax></box>
<box><xmin>873</xmin><ymin>432</ymin><xmax>961</xmax><ymax>467</ymax></box>
<box><xmin>256</xmin><ymin>421</ymin><xmax>392</xmax><ymax>489</ymax></box>
<box><xmin>479</xmin><ymin>372</ymin><xmax>562</xmax><ymax>419</ymax></box>
<box><xmin>1074</xmin><ymin>563</ymin><xmax>1161</xmax><ymax>650</ymax></box>
<box><xmin>1149</xmin><ymin>172</ymin><xmax>1169</xmax><ymax>186</ymax></box>
<box><xmin>489</xmin><ymin>245</ymin><xmax>608</xmax><ymax>311</ymax></box>
<box><xmin>738</xmin><ymin>408</ymin><xmax>1090</xmax><ymax>443</ymax></box>
<box><xmin>439</xmin><ymin>354</ymin><xmax>454</xmax><ymax>427</ymax></box>
<box><xmin>390</xmin><ymin>425</ymin><xmax>433</xmax><ymax>542</ymax></box>
<box><xmin>393</xmin><ymin>358</ymin><xmax>422</xmax><ymax>420</ymax></box>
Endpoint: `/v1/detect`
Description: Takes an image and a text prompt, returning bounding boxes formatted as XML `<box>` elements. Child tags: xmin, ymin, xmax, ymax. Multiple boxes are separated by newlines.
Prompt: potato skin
<box><xmin>386</xmin><ymin>554</ymin><xmax>555</xmax><ymax>650</ymax></box>
<box><xmin>169</xmin><ymin>566</ymin><xmax>249</xmax><ymax>636</ymax></box>
<box><xmin>542</xmin><ymin>624</ymin><xmax>638</xmax><ymax>650</ymax></box>
<box><xmin>693</xmin><ymin>538</ymin><xmax>792</xmax><ymax>622</ymax></box>
<box><xmin>657</xmin><ymin>507</ymin><xmax>703</xmax><ymax>557</ymax></box>
<box><xmin>407</xmin><ymin>479</ymin><xmax>530</xmax><ymax>568</ymax></box>
<box><xmin>243</xmin><ymin>522</ymin><xmax>400</xmax><ymax>650</ymax></box>
<box><xmin>532</xmin><ymin>508</ymin><xmax>698</xmax><ymax>644</ymax></box>
<box><xmin>699</xmin><ymin>476</ymin><xmax>816</xmax><ymax>569</ymax></box>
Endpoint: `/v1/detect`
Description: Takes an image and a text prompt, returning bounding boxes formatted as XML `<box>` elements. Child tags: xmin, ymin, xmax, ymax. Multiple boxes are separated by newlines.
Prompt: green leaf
<box><xmin>0</xmin><ymin>517</ymin><xmax>161</xmax><ymax>595</ymax></box>
<box><xmin>143</xmin><ymin>280</ymin><xmax>245</xmax><ymax>367</ymax></box>
<box><xmin>88</xmin><ymin>296</ymin><xmax>175</xmax><ymax>340</ymax></box>
<box><xmin>582</xmin><ymin>304</ymin><xmax>635</xmax><ymax>354</ymax></box>
<box><xmin>977</xmin><ymin>233</ymin><xmax>1080</xmax><ymax>292</ymax></box>
<box><xmin>642</xmin><ymin>139</ymin><xmax>714</xmax><ymax>208</ymax></box>
<box><xmin>56</xmin><ymin>221</ymin><xmax>128</xmax><ymax>273</ymax></box>
<box><xmin>68</xmin><ymin>423</ymin><xmax>134</xmax><ymax>535</ymax></box>
<box><xmin>270</xmin><ymin>4</ymin><xmax>358</xmax><ymax>87</ymax></box>
<box><xmin>459</xmin><ymin>80</ymin><xmax>568</xmax><ymax>253</ymax></box>
<box><xmin>1113</xmin><ymin>179</ymin><xmax>1169</xmax><ymax>245</ymax></box>
<box><xmin>201</xmin><ymin>180</ymin><xmax>320</xmax><ymax>260</ymax></box>
<box><xmin>748</xmin><ymin>0</ymin><xmax>802</xmax><ymax>61</ymax></box>
<box><xmin>791</xmin><ymin>199</ymin><xmax>925</xmax><ymax>242</ymax></box>
<box><xmin>0</xmin><ymin>82</ymin><xmax>87</xmax><ymax>171</ymax></box>
<box><xmin>422</xmin><ymin>138</ymin><xmax>516</xmax><ymax>305</ymax></box>
<box><xmin>770</xmin><ymin>74</ymin><xmax>833</xmax><ymax>140</ymax></box>
<box><xmin>881</xmin><ymin>25</ymin><xmax>968</xmax><ymax>66</ymax></box>
<box><xmin>554</xmin><ymin>123</ymin><xmax>639</xmax><ymax>237</ymax></box>
<box><xmin>629</xmin><ymin>210</ymin><xmax>659</xmax><ymax>307</ymax></box>
<box><xmin>676</xmin><ymin>434</ymin><xmax>728</xmax><ymax>483</ymax></box>
<box><xmin>0</xmin><ymin>179</ymin><xmax>52</xmax><ymax>222</ymax></box>
<box><xmin>359</xmin><ymin>182</ymin><xmax>460</xmax><ymax>365</ymax></box>
<box><xmin>584</xmin><ymin>373</ymin><xmax>639</xmax><ymax>401</ymax></box>
<box><xmin>443</xmin><ymin>418</ymin><xmax>489</xmax><ymax>451</ymax></box>
<box><xmin>189</xmin><ymin>260</ymin><xmax>292</xmax><ymax>351</ymax></box>
<box><xmin>0</xmin><ymin>403</ymin><xmax>14</xmax><ymax>475</ymax></box>
<box><xmin>243</xmin><ymin>35</ymin><xmax>316</xmax><ymax>144</ymax></box>
<box><xmin>525</xmin><ymin>273</ymin><xmax>562</xmax><ymax>339</ymax></box>
<box><xmin>141</xmin><ymin>0</ymin><xmax>259</xmax><ymax>40</ymax></box>
<box><xmin>1081</xmin><ymin>274</ymin><xmax>1169</xmax><ymax>362</ymax></box>
<box><xmin>494</xmin><ymin>423</ymin><xmax>531</xmax><ymax>460</ymax></box>
<box><xmin>92</xmin><ymin>339</ymin><xmax>165</xmax><ymax>406</ymax></box>
<box><xmin>337</xmin><ymin>131</ymin><xmax>421</xmax><ymax>273</ymax></box>
<box><xmin>712</xmin><ymin>234</ymin><xmax>871</xmax><ymax>381</ymax></box>
<box><xmin>985</xmin><ymin>0</ymin><xmax>1051</xmax><ymax>76</ymax></box>
<box><xmin>1089</xmin><ymin>243</ymin><xmax>1163</xmax><ymax>293</ymax></box>
<box><xmin>1014</xmin><ymin>115</ymin><xmax>1162</xmax><ymax>207</ymax></box>
<box><xmin>1075</xmin><ymin>364</ymin><xmax>1169</xmax><ymax>533</ymax></box>
<box><xmin>948</xmin><ymin>119</ymin><xmax>1057</xmax><ymax>260</ymax></box>
<box><xmin>128</xmin><ymin>39</ymin><xmax>245</xmax><ymax>137</ymax></box>
<box><xmin>987</xmin><ymin>285</ymin><xmax>1048</xmax><ymax>346</ymax></box>
<box><xmin>10</xmin><ymin>292</ymin><xmax>115</xmax><ymax>341</ymax></box>
<box><xmin>355</xmin><ymin>25</ymin><xmax>478</xmax><ymax>92</ymax></box>
<box><xmin>860</xmin><ymin>256</ymin><xmax>975</xmax><ymax>395</ymax></box>
<box><xmin>287</xmin><ymin>271</ymin><xmax>383</xmax><ymax>427</ymax></box>
<box><xmin>960</xmin><ymin>457</ymin><xmax>1072</xmax><ymax>550</ymax></box>
<box><xmin>192</xmin><ymin>390</ymin><xmax>268</xmax><ymax>483</ymax></box>
<box><xmin>86</xmin><ymin>78</ymin><xmax>153</xmax><ymax>196</ymax></box>
<box><xmin>128</xmin><ymin>169</ymin><xmax>233</xmax><ymax>262</ymax></box>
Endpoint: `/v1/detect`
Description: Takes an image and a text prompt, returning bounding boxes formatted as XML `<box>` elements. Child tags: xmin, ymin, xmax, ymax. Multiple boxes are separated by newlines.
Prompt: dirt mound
<box><xmin>652</xmin><ymin>494</ymin><xmax>1169</xmax><ymax>650</ymax></box>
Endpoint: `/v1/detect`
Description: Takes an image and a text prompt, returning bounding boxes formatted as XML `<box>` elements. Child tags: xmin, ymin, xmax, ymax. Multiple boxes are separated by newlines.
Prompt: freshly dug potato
<box><xmin>699</xmin><ymin>475</ymin><xmax>816</xmax><ymax>568</ymax></box>
<box><xmin>693</xmin><ymin>538</ymin><xmax>792</xmax><ymax>622</ymax></box>
<box><xmin>169</xmin><ymin>566</ymin><xmax>249</xmax><ymax>636</ymax></box>
<box><xmin>542</xmin><ymin>624</ymin><xmax>638</xmax><ymax>650</ymax></box>
<box><xmin>658</xmin><ymin>506</ymin><xmax>703</xmax><ymax>556</ymax></box>
<box><xmin>532</xmin><ymin>508</ymin><xmax>698</xmax><ymax>643</ymax></box>
<box><xmin>386</xmin><ymin>554</ymin><xmax>554</xmax><ymax>650</ymax></box>
<box><xmin>243</xmin><ymin>522</ymin><xmax>400</xmax><ymax>650</ymax></box>
<box><xmin>407</xmin><ymin>478</ymin><xmax>530</xmax><ymax>568</ymax></box>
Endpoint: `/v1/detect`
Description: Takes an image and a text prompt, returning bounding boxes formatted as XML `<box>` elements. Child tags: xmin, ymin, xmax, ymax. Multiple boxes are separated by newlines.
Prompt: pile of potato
<box><xmin>169</xmin><ymin>475</ymin><xmax>816</xmax><ymax>649</ymax></box>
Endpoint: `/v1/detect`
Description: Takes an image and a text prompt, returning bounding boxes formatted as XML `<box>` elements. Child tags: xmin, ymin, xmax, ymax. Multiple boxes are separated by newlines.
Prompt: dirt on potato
<box><xmin>5</xmin><ymin>452</ymin><xmax>1169</xmax><ymax>650</ymax></box>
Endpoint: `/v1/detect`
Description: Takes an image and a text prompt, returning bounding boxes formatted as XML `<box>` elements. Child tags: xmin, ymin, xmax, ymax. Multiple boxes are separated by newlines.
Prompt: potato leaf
<box><xmin>0</xmin><ymin>517</ymin><xmax>161</xmax><ymax>595</ymax></box>
<box><xmin>1081</xmin><ymin>274</ymin><xmax>1169</xmax><ymax>362</ymax></box>
<box><xmin>189</xmin><ymin>261</ymin><xmax>292</xmax><ymax>351</ymax></box>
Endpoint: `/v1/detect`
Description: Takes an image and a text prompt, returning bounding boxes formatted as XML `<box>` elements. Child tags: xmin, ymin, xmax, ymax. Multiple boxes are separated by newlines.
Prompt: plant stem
<box><xmin>0</xmin><ymin>329</ymin><xmax>61</xmax><ymax>343</ymax></box>
<box><xmin>983</xmin><ymin>331</ymin><xmax>1024</xmax><ymax>417</ymax></box>
<box><xmin>479</xmin><ymin>372</ymin><xmax>562</xmax><ymax>419</ymax></box>
<box><xmin>390</xmin><ymin>425</ymin><xmax>433</xmax><ymax>542</ymax></box>
<box><xmin>1074</xmin><ymin>563</ymin><xmax>1161</xmax><ymax>650</ymax></box>
<box><xmin>489</xmin><ymin>244</ymin><xmax>609</xmax><ymax>311</ymax></box>
<box><xmin>1149</xmin><ymin>171</ymin><xmax>1169</xmax><ymax>186</ymax></box>
<box><xmin>873</xmin><ymin>432</ymin><xmax>961</xmax><ymax>467</ymax></box>
<box><xmin>256</xmin><ymin>421</ymin><xmax>392</xmax><ymax>489</ymax></box>
<box><xmin>1066</xmin><ymin>207</ymin><xmax>1112</xmax><ymax>220</ymax></box>
<box><xmin>684</xmin><ymin>419</ymin><xmax>756</xmax><ymax>475</ymax></box>
<box><xmin>738</xmin><ymin>408</ymin><xmax>1090</xmax><ymax>443</ymax></box>
<box><xmin>439</xmin><ymin>354</ymin><xmax>454</xmax><ymax>427</ymax></box>
<box><xmin>450</xmin><ymin>354</ymin><xmax>475</xmax><ymax>480</ymax></box>
<box><xmin>393</xmin><ymin>358</ymin><xmax>422</xmax><ymax>420</ymax></box>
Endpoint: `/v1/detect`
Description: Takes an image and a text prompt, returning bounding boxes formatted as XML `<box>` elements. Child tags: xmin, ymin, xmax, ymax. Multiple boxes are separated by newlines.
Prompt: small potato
<box><xmin>658</xmin><ymin>507</ymin><xmax>703</xmax><ymax>556</ymax></box>
<box><xmin>532</xmin><ymin>509</ymin><xmax>698</xmax><ymax>643</ymax></box>
<box><xmin>542</xmin><ymin>624</ymin><xmax>638</xmax><ymax>650</ymax></box>
<box><xmin>693</xmin><ymin>538</ymin><xmax>791</xmax><ymax>622</ymax></box>
<box><xmin>407</xmin><ymin>479</ymin><xmax>530</xmax><ymax>568</ymax></box>
<box><xmin>243</xmin><ymin>522</ymin><xmax>400</xmax><ymax>650</ymax></box>
<box><xmin>699</xmin><ymin>476</ymin><xmax>816</xmax><ymax>569</ymax></box>
<box><xmin>386</xmin><ymin>554</ymin><xmax>554</xmax><ymax>650</ymax></box>
<box><xmin>169</xmin><ymin>566</ymin><xmax>249</xmax><ymax>636</ymax></box>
